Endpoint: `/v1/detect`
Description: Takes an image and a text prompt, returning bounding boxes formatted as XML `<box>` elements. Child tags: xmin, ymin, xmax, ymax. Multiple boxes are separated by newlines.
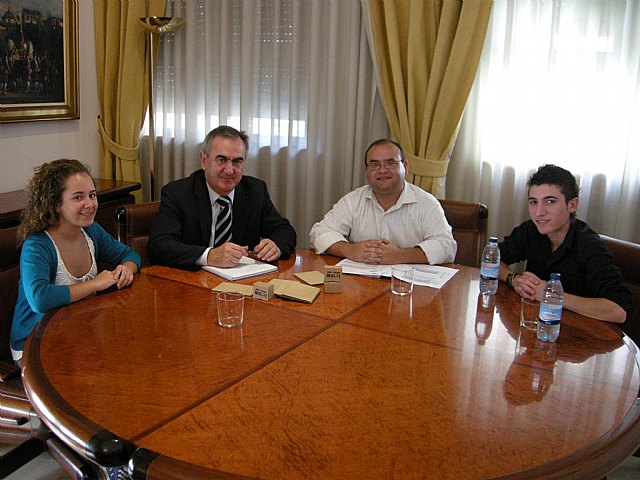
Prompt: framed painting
<box><xmin>0</xmin><ymin>0</ymin><xmax>78</xmax><ymax>123</ymax></box>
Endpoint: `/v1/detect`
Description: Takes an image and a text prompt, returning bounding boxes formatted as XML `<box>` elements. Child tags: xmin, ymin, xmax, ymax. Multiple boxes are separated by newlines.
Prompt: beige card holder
<box><xmin>211</xmin><ymin>282</ymin><xmax>255</xmax><ymax>297</ymax></box>
<box><xmin>269</xmin><ymin>279</ymin><xmax>321</xmax><ymax>303</ymax></box>
<box><xmin>294</xmin><ymin>271</ymin><xmax>325</xmax><ymax>285</ymax></box>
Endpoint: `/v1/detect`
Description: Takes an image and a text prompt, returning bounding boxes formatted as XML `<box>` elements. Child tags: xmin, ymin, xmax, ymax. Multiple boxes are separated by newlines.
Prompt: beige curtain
<box><xmin>94</xmin><ymin>0</ymin><xmax>165</xmax><ymax>202</ymax></box>
<box><xmin>367</xmin><ymin>0</ymin><xmax>491</xmax><ymax>197</ymax></box>
<box><xmin>154</xmin><ymin>0</ymin><xmax>389</xmax><ymax>248</ymax></box>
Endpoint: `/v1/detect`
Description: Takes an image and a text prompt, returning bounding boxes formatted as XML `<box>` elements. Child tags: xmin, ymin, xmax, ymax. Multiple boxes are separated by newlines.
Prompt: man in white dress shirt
<box><xmin>309</xmin><ymin>139</ymin><xmax>457</xmax><ymax>265</ymax></box>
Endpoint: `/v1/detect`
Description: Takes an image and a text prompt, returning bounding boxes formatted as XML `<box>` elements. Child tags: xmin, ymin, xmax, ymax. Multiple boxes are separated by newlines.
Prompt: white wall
<box><xmin>0</xmin><ymin>2</ymin><xmax>100</xmax><ymax>193</ymax></box>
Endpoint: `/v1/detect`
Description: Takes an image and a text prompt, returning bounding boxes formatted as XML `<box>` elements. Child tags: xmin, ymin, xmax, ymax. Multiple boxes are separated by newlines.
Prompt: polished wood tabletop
<box><xmin>22</xmin><ymin>250</ymin><xmax>640</xmax><ymax>479</ymax></box>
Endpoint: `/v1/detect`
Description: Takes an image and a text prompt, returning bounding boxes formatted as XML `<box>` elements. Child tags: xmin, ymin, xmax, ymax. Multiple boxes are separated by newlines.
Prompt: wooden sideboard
<box><xmin>0</xmin><ymin>179</ymin><xmax>141</xmax><ymax>237</ymax></box>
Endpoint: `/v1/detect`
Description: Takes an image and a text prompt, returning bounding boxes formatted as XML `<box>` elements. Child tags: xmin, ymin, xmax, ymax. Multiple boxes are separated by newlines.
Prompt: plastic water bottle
<box><xmin>537</xmin><ymin>273</ymin><xmax>564</xmax><ymax>342</ymax></box>
<box><xmin>479</xmin><ymin>237</ymin><xmax>500</xmax><ymax>295</ymax></box>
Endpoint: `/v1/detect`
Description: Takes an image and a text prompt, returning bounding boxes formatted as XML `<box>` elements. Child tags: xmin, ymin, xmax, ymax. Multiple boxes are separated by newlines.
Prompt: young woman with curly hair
<box><xmin>11</xmin><ymin>159</ymin><xmax>141</xmax><ymax>366</ymax></box>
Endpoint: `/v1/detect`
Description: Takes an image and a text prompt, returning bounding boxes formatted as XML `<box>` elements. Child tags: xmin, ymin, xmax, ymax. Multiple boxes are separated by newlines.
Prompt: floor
<box><xmin>1</xmin><ymin>443</ymin><xmax>69</xmax><ymax>480</ymax></box>
<box><xmin>1</xmin><ymin>442</ymin><xmax>639</xmax><ymax>479</ymax></box>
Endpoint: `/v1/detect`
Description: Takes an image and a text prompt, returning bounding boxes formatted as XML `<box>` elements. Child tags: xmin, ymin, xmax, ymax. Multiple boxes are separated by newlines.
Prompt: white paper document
<box><xmin>203</xmin><ymin>256</ymin><xmax>277</xmax><ymax>281</ymax></box>
<box><xmin>335</xmin><ymin>259</ymin><xmax>458</xmax><ymax>289</ymax></box>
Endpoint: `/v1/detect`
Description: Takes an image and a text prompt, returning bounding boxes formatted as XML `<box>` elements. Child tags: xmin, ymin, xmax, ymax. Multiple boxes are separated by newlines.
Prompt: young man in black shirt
<box><xmin>499</xmin><ymin>164</ymin><xmax>629</xmax><ymax>323</ymax></box>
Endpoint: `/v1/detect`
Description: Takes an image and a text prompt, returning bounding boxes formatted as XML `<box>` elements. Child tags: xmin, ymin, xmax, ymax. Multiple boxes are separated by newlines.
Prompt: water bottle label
<box><xmin>480</xmin><ymin>263</ymin><xmax>499</xmax><ymax>279</ymax></box>
<box><xmin>539</xmin><ymin>304</ymin><xmax>562</xmax><ymax>324</ymax></box>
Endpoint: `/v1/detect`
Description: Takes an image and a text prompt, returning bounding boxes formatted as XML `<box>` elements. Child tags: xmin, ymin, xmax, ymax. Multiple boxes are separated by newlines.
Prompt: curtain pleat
<box><xmin>154</xmin><ymin>0</ymin><xmax>389</xmax><ymax>247</ymax></box>
<box><xmin>94</xmin><ymin>0</ymin><xmax>165</xmax><ymax>202</ymax></box>
<box><xmin>448</xmin><ymin>0</ymin><xmax>640</xmax><ymax>244</ymax></box>
<box><xmin>367</xmin><ymin>0</ymin><xmax>492</xmax><ymax>197</ymax></box>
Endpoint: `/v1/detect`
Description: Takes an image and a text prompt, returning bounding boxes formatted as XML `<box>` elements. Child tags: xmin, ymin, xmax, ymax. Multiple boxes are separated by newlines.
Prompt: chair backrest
<box><xmin>438</xmin><ymin>199</ymin><xmax>489</xmax><ymax>267</ymax></box>
<box><xmin>600</xmin><ymin>235</ymin><xmax>640</xmax><ymax>346</ymax></box>
<box><xmin>0</xmin><ymin>227</ymin><xmax>21</xmax><ymax>363</ymax></box>
<box><xmin>116</xmin><ymin>202</ymin><xmax>160</xmax><ymax>269</ymax></box>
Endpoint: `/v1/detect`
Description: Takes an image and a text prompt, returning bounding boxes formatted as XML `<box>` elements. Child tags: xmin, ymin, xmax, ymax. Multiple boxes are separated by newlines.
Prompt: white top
<box><xmin>309</xmin><ymin>182</ymin><xmax>457</xmax><ymax>265</ymax></box>
<box><xmin>47</xmin><ymin>230</ymin><xmax>98</xmax><ymax>285</ymax></box>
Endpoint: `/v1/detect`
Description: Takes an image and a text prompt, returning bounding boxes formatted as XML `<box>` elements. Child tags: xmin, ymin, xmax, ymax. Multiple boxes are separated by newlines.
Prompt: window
<box><xmin>450</xmin><ymin>0</ymin><xmax>640</xmax><ymax>241</ymax></box>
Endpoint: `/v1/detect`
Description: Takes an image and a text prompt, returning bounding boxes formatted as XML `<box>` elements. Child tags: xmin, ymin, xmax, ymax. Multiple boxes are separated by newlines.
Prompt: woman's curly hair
<box><xmin>17</xmin><ymin>159</ymin><xmax>92</xmax><ymax>245</ymax></box>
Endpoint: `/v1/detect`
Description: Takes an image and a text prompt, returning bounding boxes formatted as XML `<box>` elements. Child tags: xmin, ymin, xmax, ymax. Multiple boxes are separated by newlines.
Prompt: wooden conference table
<box><xmin>22</xmin><ymin>250</ymin><xmax>640</xmax><ymax>479</ymax></box>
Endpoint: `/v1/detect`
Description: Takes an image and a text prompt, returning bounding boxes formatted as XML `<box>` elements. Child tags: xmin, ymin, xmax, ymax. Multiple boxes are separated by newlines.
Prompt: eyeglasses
<box><xmin>367</xmin><ymin>160</ymin><xmax>401</xmax><ymax>170</ymax></box>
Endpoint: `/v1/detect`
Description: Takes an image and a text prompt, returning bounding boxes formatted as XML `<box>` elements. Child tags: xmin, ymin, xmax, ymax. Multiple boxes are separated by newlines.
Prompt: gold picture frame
<box><xmin>0</xmin><ymin>0</ymin><xmax>78</xmax><ymax>123</ymax></box>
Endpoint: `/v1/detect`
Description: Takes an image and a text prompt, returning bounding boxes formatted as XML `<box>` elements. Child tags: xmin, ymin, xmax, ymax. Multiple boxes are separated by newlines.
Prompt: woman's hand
<box><xmin>112</xmin><ymin>261</ymin><xmax>138</xmax><ymax>289</ymax></box>
<box><xmin>93</xmin><ymin>270</ymin><xmax>119</xmax><ymax>292</ymax></box>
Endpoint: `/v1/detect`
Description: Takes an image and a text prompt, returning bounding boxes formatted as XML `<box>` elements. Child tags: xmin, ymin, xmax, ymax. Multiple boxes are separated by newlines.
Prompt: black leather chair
<box><xmin>116</xmin><ymin>202</ymin><xmax>160</xmax><ymax>268</ymax></box>
<box><xmin>438</xmin><ymin>199</ymin><xmax>489</xmax><ymax>267</ymax></box>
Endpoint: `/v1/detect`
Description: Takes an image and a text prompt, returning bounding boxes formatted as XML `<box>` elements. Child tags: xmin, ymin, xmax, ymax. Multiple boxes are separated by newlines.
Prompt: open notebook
<box><xmin>202</xmin><ymin>256</ymin><xmax>277</xmax><ymax>281</ymax></box>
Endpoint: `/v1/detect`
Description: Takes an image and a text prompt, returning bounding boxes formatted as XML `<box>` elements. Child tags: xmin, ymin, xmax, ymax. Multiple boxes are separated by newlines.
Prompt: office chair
<box><xmin>115</xmin><ymin>202</ymin><xmax>160</xmax><ymax>268</ymax></box>
<box><xmin>438</xmin><ymin>199</ymin><xmax>489</xmax><ymax>267</ymax></box>
<box><xmin>600</xmin><ymin>234</ymin><xmax>640</xmax><ymax>460</ymax></box>
<box><xmin>600</xmin><ymin>235</ymin><xmax>640</xmax><ymax>347</ymax></box>
<box><xmin>600</xmin><ymin>235</ymin><xmax>640</xmax><ymax>352</ymax></box>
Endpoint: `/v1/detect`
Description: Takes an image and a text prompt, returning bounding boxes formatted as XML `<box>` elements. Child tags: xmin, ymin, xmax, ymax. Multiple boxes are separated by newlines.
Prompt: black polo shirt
<box><xmin>499</xmin><ymin>219</ymin><xmax>631</xmax><ymax>311</ymax></box>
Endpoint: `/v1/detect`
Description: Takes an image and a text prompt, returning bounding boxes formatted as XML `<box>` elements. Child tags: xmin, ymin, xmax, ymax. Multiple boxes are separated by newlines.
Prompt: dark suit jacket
<box><xmin>147</xmin><ymin>170</ymin><xmax>296</xmax><ymax>270</ymax></box>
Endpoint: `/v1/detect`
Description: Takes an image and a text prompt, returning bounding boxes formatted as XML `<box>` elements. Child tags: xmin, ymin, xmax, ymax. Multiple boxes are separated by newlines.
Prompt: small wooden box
<box><xmin>324</xmin><ymin>266</ymin><xmax>342</xmax><ymax>284</ymax></box>
<box><xmin>253</xmin><ymin>282</ymin><xmax>275</xmax><ymax>301</ymax></box>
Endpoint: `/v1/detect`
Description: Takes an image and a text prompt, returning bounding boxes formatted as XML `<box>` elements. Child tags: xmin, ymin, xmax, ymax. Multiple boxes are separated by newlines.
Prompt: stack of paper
<box><xmin>203</xmin><ymin>256</ymin><xmax>277</xmax><ymax>281</ymax></box>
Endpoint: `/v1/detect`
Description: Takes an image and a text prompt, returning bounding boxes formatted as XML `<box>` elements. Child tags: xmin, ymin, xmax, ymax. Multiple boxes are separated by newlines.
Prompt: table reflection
<box><xmin>475</xmin><ymin>293</ymin><xmax>495</xmax><ymax>344</ymax></box>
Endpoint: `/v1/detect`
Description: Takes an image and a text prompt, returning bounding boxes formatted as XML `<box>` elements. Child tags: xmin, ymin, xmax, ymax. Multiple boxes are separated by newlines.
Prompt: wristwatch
<box><xmin>506</xmin><ymin>272</ymin><xmax>520</xmax><ymax>290</ymax></box>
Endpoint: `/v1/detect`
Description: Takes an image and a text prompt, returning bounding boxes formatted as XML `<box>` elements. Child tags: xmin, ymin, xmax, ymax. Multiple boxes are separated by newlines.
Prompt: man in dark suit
<box><xmin>147</xmin><ymin>126</ymin><xmax>296</xmax><ymax>270</ymax></box>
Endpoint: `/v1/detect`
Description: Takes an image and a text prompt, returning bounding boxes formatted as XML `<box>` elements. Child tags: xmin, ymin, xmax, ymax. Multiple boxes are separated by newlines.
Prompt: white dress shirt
<box><xmin>309</xmin><ymin>182</ymin><xmax>456</xmax><ymax>265</ymax></box>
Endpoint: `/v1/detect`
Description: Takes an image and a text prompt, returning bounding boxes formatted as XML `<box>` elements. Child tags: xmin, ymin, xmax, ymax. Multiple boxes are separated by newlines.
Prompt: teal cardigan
<box><xmin>10</xmin><ymin>223</ymin><xmax>141</xmax><ymax>351</ymax></box>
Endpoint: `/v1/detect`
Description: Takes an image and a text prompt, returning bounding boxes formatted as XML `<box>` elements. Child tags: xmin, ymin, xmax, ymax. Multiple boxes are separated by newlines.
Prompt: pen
<box><xmin>247</xmin><ymin>250</ymin><xmax>261</xmax><ymax>261</ymax></box>
<box><xmin>247</xmin><ymin>250</ymin><xmax>277</xmax><ymax>265</ymax></box>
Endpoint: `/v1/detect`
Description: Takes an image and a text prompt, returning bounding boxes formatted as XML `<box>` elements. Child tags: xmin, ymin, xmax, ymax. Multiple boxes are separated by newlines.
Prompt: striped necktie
<box><xmin>214</xmin><ymin>195</ymin><xmax>232</xmax><ymax>247</ymax></box>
